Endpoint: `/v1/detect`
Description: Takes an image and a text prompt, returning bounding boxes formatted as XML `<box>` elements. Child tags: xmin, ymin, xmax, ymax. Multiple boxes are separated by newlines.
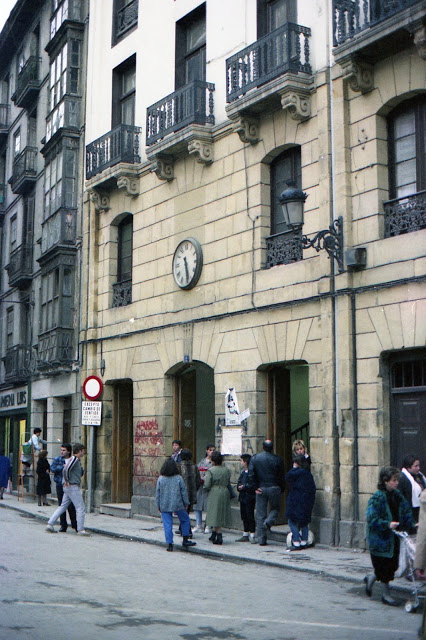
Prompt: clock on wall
<box><xmin>172</xmin><ymin>237</ymin><xmax>203</xmax><ymax>290</ymax></box>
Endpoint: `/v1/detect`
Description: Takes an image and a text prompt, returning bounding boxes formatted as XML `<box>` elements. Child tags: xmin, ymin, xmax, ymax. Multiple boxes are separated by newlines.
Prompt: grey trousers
<box><xmin>255</xmin><ymin>486</ymin><xmax>282</xmax><ymax>542</ymax></box>
<box><xmin>48</xmin><ymin>484</ymin><xmax>86</xmax><ymax>532</ymax></box>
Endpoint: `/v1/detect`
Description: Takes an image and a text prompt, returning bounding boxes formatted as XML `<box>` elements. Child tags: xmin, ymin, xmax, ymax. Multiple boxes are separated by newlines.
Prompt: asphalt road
<box><xmin>1</xmin><ymin>508</ymin><xmax>420</xmax><ymax>640</ymax></box>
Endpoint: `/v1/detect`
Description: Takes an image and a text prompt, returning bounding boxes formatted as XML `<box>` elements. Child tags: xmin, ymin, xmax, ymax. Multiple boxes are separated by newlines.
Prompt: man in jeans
<box><xmin>248</xmin><ymin>440</ymin><xmax>285</xmax><ymax>546</ymax></box>
<box><xmin>46</xmin><ymin>443</ymin><xmax>90</xmax><ymax>536</ymax></box>
<box><xmin>50</xmin><ymin>443</ymin><xmax>78</xmax><ymax>533</ymax></box>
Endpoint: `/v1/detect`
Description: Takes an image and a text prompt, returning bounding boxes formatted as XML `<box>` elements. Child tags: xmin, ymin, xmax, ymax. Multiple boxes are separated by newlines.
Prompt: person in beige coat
<box><xmin>415</xmin><ymin>489</ymin><xmax>426</xmax><ymax>640</ymax></box>
<box><xmin>415</xmin><ymin>488</ymin><xmax>426</xmax><ymax>576</ymax></box>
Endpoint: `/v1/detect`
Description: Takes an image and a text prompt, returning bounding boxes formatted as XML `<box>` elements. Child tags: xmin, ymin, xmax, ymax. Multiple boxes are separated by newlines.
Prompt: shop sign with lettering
<box><xmin>0</xmin><ymin>387</ymin><xmax>28</xmax><ymax>412</ymax></box>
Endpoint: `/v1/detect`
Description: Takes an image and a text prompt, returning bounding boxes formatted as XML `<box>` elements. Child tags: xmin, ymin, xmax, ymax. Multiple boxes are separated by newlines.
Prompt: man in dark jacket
<box><xmin>248</xmin><ymin>440</ymin><xmax>285</xmax><ymax>546</ymax></box>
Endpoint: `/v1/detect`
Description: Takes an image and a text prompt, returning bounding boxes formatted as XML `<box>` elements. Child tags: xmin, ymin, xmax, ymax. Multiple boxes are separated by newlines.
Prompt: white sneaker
<box><xmin>46</xmin><ymin>525</ymin><xmax>56</xmax><ymax>533</ymax></box>
<box><xmin>249</xmin><ymin>534</ymin><xmax>256</xmax><ymax>544</ymax></box>
<box><xmin>204</xmin><ymin>526</ymin><xmax>211</xmax><ymax>534</ymax></box>
<box><xmin>77</xmin><ymin>530</ymin><xmax>91</xmax><ymax>536</ymax></box>
<box><xmin>192</xmin><ymin>526</ymin><xmax>201</xmax><ymax>533</ymax></box>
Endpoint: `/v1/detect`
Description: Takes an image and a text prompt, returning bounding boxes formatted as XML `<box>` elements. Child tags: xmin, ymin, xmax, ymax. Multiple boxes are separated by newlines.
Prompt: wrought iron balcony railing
<box><xmin>86</xmin><ymin>124</ymin><xmax>141</xmax><ymax>179</ymax></box>
<box><xmin>50</xmin><ymin>0</ymin><xmax>83</xmax><ymax>41</ymax></box>
<box><xmin>45</xmin><ymin>96</ymin><xmax>81</xmax><ymax>143</ymax></box>
<box><xmin>0</xmin><ymin>104</ymin><xmax>9</xmax><ymax>134</ymax></box>
<box><xmin>266</xmin><ymin>229</ymin><xmax>303</xmax><ymax>268</ymax></box>
<box><xmin>37</xmin><ymin>328</ymin><xmax>74</xmax><ymax>369</ymax></box>
<box><xmin>9</xmin><ymin>147</ymin><xmax>37</xmax><ymax>194</ymax></box>
<box><xmin>226</xmin><ymin>22</ymin><xmax>311</xmax><ymax>103</ymax></box>
<box><xmin>112</xmin><ymin>279</ymin><xmax>132</xmax><ymax>307</ymax></box>
<box><xmin>146</xmin><ymin>80</ymin><xmax>215</xmax><ymax>146</ymax></box>
<box><xmin>13</xmin><ymin>56</ymin><xmax>41</xmax><ymax>108</ymax></box>
<box><xmin>332</xmin><ymin>0</ymin><xmax>420</xmax><ymax>47</ymax></box>
<box><xmin>4</xmin><ymin>345</ymin><xmax>31</xmax><ymax>381</ymax></box>
<box><xmin>6</xmin><ymin>244</ymin><xmax>33</xmax><ymax>287</ymax></box>
<box><xmin>41</xmin><ymin>208</ymin><xmax>76</xmax><ymax>257</ymax></box>
<box><xmin>384</xmin><ymin>190</ymin><xmax>426</xmax><ymax>237</ymax></box>
<box><xmin>114</xmin><ymin>0</ymin><xmax>138</xmax><ymax>41</ymax></box>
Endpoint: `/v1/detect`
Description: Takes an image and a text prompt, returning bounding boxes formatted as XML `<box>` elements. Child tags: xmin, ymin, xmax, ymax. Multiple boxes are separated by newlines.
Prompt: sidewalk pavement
<box><xmin>0</xmin><ymin>491</ymin><xmax>416</xmax><ymax>597</ymax></box>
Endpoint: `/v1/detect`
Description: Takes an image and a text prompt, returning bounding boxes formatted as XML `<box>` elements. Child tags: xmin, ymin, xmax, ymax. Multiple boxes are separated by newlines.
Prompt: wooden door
<box><xmin>176</xmin><ymin>369</ymin><xmax>196</xmax><ymax>455</ymax></box>
<box><xmin>112</xmin><ymin>383</ymin><xmax>133</xmax><ymax>503</ymax></box>
<box><xmin>267</xmin><ymin>367</ymin><xmax>291</xmax><ymax>522</ymax></box>
<box><xmin>391</xmin><ymin>391</ymin><xmax>426</xmax><ymax>468</ymax></box>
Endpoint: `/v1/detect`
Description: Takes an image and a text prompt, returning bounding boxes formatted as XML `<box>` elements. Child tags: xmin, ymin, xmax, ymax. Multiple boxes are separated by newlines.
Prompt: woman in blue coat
<box><xmin>285</xmin><ymin>455</ymin><xmax>316</xmax><ymax>550</ymax></box>
<box><xmin>365</xmin><ymin>466</ymin><xmax>416</xmax><ymax>605</ymax></box>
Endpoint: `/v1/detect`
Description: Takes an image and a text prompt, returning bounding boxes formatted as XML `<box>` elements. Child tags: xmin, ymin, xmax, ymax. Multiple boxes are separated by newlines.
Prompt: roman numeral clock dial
<box><xmin>172</xmin><ymin>237</ymin><xmax>203</xmax><ymax>290</ymax></box>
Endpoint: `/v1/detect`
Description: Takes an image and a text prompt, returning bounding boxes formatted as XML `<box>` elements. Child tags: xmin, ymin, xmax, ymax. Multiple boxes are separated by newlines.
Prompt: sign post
<box><xmin>82</xmin><ymin>376</ymin><xmax>104</xmax><ymax>513</ymax></box>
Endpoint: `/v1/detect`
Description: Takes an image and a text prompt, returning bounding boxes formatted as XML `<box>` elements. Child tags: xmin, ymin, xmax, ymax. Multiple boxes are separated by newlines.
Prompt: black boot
<box><xmin>167</xmin><ymin>543</ymin><xmax>173</xmax><ymax>552</ymax></box>
<box><xmin>209</xmin><ymin>530</ymin><xmax>217</xmax><ymax>543</ymax></box>
<box><xmin>213</xmin><ymin>533</ymin><xmax>223</xmax><ymax>545</ymax></box>
<box><xmin>182</xmin><ymin>536</ymin><xmax>196</xmax><ymax>547</ymax></box>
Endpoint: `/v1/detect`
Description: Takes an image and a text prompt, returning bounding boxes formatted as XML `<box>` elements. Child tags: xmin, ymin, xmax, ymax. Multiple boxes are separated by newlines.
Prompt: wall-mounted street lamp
<box><xmin>279</xmin><ymin>181</ymin><xmax>345</xmax><ymax>274</ymax></box>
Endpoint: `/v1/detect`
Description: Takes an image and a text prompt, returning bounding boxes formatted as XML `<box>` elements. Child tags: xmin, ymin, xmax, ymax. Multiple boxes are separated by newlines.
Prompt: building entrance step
<box><xmin>99</xmin><ymin>503</ymin><xmax>132</xmax><ymax>518</ymax></box>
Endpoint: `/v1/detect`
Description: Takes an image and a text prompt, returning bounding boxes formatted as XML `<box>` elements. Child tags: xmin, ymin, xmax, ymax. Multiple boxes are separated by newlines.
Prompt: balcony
<box><xmin>12</xmin><ymin>57</ymin><xmax>41</xmax><ymax>109</ymax></box>
<box><xmin>146</xmin><ymin>81</ymin><xmax>215</xmax><ymax>179</ymax></box>
<box><xmin>37</xmin><ymin>328</ymin><xmax>74</xmax><ymax>370</ymax></box>
<box><xmin>265</xmin><ymin>229</ymin><xmax>303</xmax><ymax>268</ymax></box>
<box><xmin>86</xmin><ymin>124</ymin><xmax>141</xmax><ymax>180</ymax></box>
<box><xmin>384</xmin><ymin>190</ymin><xmax>426</xmax><ymax>238</ymax></box>
<box><xmin>0</xmin><ymin>183</ymin><xmax>6</xmax><ymax>216</ymax></box>
<box><xmin>112</xmin><ymin>279</ymin><xmax>132</xmax><ymax>307</ymax></box>
<box><xmin>6</xmin><ymin>244</ymin><xmax>33</xmax><ymax>289</ymax></box>
<box><xmin>4</xmin><ymin>345</ymin><xmax>30</xmax><ymax>382</ymax></box>
<box><xmin>113</xmin><ymin>0</ymin><xmax>138</xmax><ymax>44</ymax></box>
<box><xmin>49</xmin><ymin>0</ymin><xmax>84</xmax><ymax>45</ymax></box>
<box><xmin>225</xmin><ymin>23</ymin><xmax>313</xmax><ymax>141</ymax></box>
<box><xmin>333</xmin><ymin>0</ymin><xmax>426</xmax><ymax>75</ymax></box>
<box><xmin>39</xmin><ymin>208</ymin><xmax>77</xmax><ymax>263</ymax></box>
<box><xmin>45</xmin><ymin>96</ymin><xmax>81</xmax><ymax>147</ymax></box>
<box><xmin>0</xmin><ymin>104</ymin><xmax>9</xmax><ymax>138</ymax></box>
<box><xmin>9</xmin><ymin>147</ymin><xmax>37</xmax><ymax>195</ymax></box>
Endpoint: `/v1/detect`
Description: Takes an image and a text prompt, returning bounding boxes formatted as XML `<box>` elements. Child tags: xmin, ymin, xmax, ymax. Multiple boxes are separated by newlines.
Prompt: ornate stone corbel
<box><xmin>340</xmin><ymin>57</ymin><xmax>374</xmax><ymax>94</ymax></box>
<box><xmin>412</xmin><ymin>23</ymin><xmax>426</xmax><ymax>60</ymax></box>
<box><xmin>231</xmin><ymin>115</ymin><xmax>260</xmax><ymax>144</ymax></box>
<box><xmin>116</xmin><ymin>175</ymin><xmax>139</xmax><ymax>197</ymax></box>
<box><xmin>187</xmin><ymin>139</ymin><xmax>213</xmax><ymax>165</ymax></box>
<box><xmin>280</xmin><ymin>90</ymin><xmax>311</xmax><ymax>121</ymax></box>
<box><xmin>89</xmin><ymin>189</ymin><xmax>110</xmax><ymax>212</ymax></box>
<box><xmin>150</xmin><ymin>156</ymin><xmax>174</xmax><ymax>181</ymax></box>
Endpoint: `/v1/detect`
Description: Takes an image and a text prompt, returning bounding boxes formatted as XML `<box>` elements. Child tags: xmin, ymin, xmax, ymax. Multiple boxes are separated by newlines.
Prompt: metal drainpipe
<box><xmin>351</xmin><ymin>293</ymin><xmax>359</xmax><ymax>523</ymax></box>
<box><xmin>86</xmin><ymin>194</ymin><xmax>93</xmax><ymax>514</ymax></box>
<box><xmin>327</xmin><ymin>0</ymin><xmax>341</xmax><ymax>547</ymax></box>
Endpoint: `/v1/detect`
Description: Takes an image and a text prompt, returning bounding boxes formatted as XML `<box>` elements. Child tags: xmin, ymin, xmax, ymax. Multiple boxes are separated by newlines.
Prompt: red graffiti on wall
<box><xmin>134</xmin><ymin>418</ymin><xmax>164</xmax><ymax>458</ymax></box>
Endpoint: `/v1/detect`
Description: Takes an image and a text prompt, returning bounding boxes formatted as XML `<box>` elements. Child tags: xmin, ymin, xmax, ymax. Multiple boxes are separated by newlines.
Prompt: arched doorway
<box><xmin>171</xmin><ymin>361</ymin><xmax>215</xmax><ymax>463</ymax></box>
<box><xmin>260</xmin><ymin>361</ymin><xmax>310</xmax><ymax>521</ymax></box>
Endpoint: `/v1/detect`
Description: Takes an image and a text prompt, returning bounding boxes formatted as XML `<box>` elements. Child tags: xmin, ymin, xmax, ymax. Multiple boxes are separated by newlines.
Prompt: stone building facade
<box><xmin>0</xmin><ymin>0</ymin><xmax>89</xmax><ymax>482</ymax></box>
<box><xmin>83</xmin><ymin>0</ymin><xmax>425</xmax><ymax>546</ymax></box>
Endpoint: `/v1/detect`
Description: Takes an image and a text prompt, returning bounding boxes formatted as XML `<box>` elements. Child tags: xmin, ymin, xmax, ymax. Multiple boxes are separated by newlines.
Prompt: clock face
<box><xmin>172</xmin><ymin>237</ymin><xmax>203</xmax><ymax>290</ymax></box>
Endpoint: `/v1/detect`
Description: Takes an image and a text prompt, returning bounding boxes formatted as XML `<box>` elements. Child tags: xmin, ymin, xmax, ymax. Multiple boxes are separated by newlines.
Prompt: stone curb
<box><xmin>1</xmin><ymin>500</ymin><xmax>416</xmax><ymax>598</ymax></box>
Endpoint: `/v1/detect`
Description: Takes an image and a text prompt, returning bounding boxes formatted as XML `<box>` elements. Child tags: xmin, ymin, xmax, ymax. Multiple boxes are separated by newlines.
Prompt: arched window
<box><xmin>385</xmin><ymin>97</ymin><xmax>426</xmax><ymax>237</ymax></box>
<box><xmin>266</xmin><ymin>146</ymin><xmax>302</xmax><ymax>267</ymax></box>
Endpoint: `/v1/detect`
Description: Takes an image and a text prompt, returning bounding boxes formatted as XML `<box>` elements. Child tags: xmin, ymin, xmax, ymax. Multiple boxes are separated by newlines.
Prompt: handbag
<box><xmin>228</xmin><ymin>482</ymin><xmax>237</xmax><ymax>500</ymax></box>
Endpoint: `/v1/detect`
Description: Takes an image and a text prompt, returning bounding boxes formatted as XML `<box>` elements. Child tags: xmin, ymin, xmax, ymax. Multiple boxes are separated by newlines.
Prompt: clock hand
<box><xmin>183</xmin><ymin>256</ymin><xmax>189</xmax><ymax>284</ymax></box>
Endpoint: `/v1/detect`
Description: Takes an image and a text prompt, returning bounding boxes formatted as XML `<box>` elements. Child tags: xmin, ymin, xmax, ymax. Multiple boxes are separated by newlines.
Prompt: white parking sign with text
<box><xmin>82</xmin><ymin>401</ymin><xmax>102</xmax><ymax>425</ymax></box>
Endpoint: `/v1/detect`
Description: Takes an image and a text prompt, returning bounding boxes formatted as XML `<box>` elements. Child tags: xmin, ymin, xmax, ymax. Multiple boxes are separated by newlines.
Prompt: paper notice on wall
<box><xmin>225</xmin><ymin>388</ymin><xmax>241</xmax><ymax>425</ymax></box>
<box><xmin>239</xmin><ymin>408</ymin><xmax>250</xmax><ymax>422</ymax></box>
<box><xmin>221</xmin><ymin>428</ymin><xmax>242</xmax><ymax>456</ymax></box>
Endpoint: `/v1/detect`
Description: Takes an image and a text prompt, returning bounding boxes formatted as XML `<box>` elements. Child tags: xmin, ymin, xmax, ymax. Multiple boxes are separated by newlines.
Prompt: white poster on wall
<box><xmin>221</xmin><ymin>428</ymin><xmax>242</xmax><ymax>455</ymax></box>
<box><xmin>225</xmin><ymin>388</ymin><xmax>241</xmax><ymax>425</ymax></box>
